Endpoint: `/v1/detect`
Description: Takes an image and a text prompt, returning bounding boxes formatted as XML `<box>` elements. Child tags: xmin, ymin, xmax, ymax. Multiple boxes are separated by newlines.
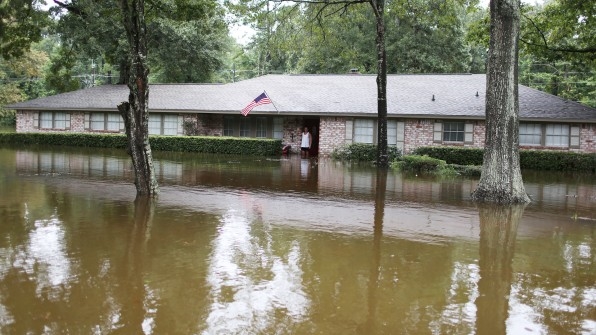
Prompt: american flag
<box><xmin>241</xmin><ymin>92</ymin><xmax>271</xmax><ymax>116</ymax></box>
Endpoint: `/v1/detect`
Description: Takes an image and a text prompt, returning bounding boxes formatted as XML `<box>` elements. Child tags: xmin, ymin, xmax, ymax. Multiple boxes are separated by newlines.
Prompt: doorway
<box><xmin>303</xmin><ymin>118</ymin><xmax>320</xmax><ymax>157</ymax></box>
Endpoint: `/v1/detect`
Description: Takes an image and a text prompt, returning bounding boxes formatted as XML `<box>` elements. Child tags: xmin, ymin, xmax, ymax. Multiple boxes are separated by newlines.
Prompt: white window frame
<box><xmin>519</xmin><ymin>123</ymin><xmax>542</xmax><ymax>146</ymax></box>
<box><xmin>442</xmin><ymin>121</ymin><xmax>465</xmax><ymax>142</ymax></box>
<box><xmin>39</xmin><ymin>111</ymin><xmax>69</xmax><ymax>130</ymax></box>
<box><xmin>545</xmin><ymin>124</ymin><xmax>569</xmax><ymax>147</ymax></box>
<box><xmin>354</xmin><ymin>119</ymin><xmax>374</xmax><ymax>144</ymax></box>
<box><xmin>387</xmin><ymin>120</ymin><xmax>397</xmax><ymax>146</ymax></box>
<box><xmin>255</xmin><ymin>117</ymin><xmax>267</xmax><ymax>138</ymax></box>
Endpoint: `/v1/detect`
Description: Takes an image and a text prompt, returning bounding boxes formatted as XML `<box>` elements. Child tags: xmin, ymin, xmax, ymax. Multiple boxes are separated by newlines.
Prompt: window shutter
<box><xmin>84</xmin><ymin>113</ymin><xmax>90</xmax><ymax>131</ymax></box>
<box><xmin>464</xmin><ymin>123</ymin><xmax>473</xmax><ymax>144</ymax></box>
<box><xmin>177</xmin><ymin>115</ymin><xmax>184</xmax><ymax>135</ymax></box>
<box><xmin>345</xmin><ymin>119</ymin><xmax>353</xmax><ymax>144</ymax></box>
<box><xmin>33</xmin><ymin>112</ymin><xmax>39</xmax><ymax>129</ymax></box>
<box><xmin>570</xmin><ymin>125</ymin><xmax>580</xmax><ymax>149</ymax></box>
<box><xmin>433</xmin><ymin>122</ymin><xmax>442</xmax><ymax>143</ymax></box>
<box><xmin>396</xmin><ymin>121</ymin><xmax>405</xmax><ymax>153</ymax></box>
<box><xmin>119</xmin><ymin>114</ymin><xmax>125</xmax><ymax>132</ymax></box>
<box><xmin>65</xmin><ymin>113</ymin><xmax>71</xmax><ymax>130</ymax></box>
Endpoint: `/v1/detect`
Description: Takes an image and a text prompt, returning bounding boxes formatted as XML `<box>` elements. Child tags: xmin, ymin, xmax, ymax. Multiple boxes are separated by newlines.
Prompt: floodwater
<box><xmin>0</xmin><ymin>145</ymin><xmax>595</xmax><ymax>335</ymax></box>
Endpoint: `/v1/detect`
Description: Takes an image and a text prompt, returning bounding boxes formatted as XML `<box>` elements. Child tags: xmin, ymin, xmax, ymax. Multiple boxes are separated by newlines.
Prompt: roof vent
<box><xmin>475</xmin><ymin>91</ymin><xmax>479</xmax><ymax>97</ymax></box>
<box><xmin>432</xmin><ymin>94</ymin><xmax>435</xmax><ymax>101</ymax></box>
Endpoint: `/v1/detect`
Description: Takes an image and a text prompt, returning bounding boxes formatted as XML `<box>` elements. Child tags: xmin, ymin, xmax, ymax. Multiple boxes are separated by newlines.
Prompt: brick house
<box><xmin>7</xmin><ymin>74</ymin><xmax>596</xmax><ymax>155</ymax></box>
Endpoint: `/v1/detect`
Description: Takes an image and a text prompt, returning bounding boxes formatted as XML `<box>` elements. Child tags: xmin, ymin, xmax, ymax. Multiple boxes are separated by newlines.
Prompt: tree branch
<box><xmin>521</xmin><ymin>11</ymin><xmax>596</xmax><ymax>54</ymax></box>
<box><xmin>52</xmin><ymin>0</ymin><xmax>87</xmax><ymax>18</ymax></box>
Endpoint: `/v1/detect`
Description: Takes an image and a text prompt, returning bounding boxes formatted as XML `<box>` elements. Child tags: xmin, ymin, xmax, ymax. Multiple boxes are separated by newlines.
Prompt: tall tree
<box><xmin>47</xmin><ymin>0</ymin><xmax>228</xmax><ymax>90</ymax></box>
<box><xmin>118</xmin><ymin>0</ymin><xmax>159</xmax><ymax>197</ymax></box>
<box><xmin>0</xmin><ymin>0</ymin><xmax>49</xmax><ymax>59</ymax></box>
<box><xmin>471</xmin><ymin>0</ymin><xmax>529</xmax><ymax>203</ymax></box>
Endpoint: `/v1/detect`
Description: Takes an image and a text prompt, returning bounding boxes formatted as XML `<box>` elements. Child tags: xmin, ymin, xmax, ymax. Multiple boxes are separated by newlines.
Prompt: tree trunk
<box><xmin>475</xmin><ymin>204</ymin><xmax>524</xmax><ymax>335</ymax></box>
<box><xmin>471</xmin><ymin>0</ymin><xmax>529</xmax><ymax>204</ymax></box>
<box><xmin>117</xmin><ymin>0</ymin><xmax>159</xmax><ymax>197</ymax></box>
<box><xmin>371</xmin><ymin>0</ymin><xmax>388</xmax><ymax>167</ymax></box>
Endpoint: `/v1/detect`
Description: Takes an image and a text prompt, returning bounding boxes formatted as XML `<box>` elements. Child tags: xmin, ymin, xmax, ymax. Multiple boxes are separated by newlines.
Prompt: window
<box><xmin>223</xmin><ymin>116</ymin><xmax>235</xmax><ymax>136</ymax></box>
<box><xmin>273</xmin><ymin>117</ymin><xmax>283</xmax><ymax>139</ymax></box>
<box><xmin>354</xmin><ymin>119</ymin><xmax>374</xmax><ymax>144</ymax></box>
<box><xmin>519</xmin><ymin>123</ymin><xmax>541</xmax><ymax>146</ymax></box>
<box><xmin>239</xmin><ymin>117</ymin><xmax>251</xmax><ymax>137</ymax></box>
<box><xmin>256</xmin><ymin>117</ymin><xmax>267</xmax><ymax>138</ymax></box>
<box><xmin>387</xmin><ymin>120</ymin><xmax>397</xmax><ymax>146</ymax></box>
<box><xmin>163</xmin><ymin>115</ymin><xmax>178</xmax><ymax>135</ymax></box>
<box><xmin>148</xmin><ymin>114</ymin><xmax>179</xmax><ymax>135</ymax></box>
<box><xmin>442</xmin><ymin>122</ymin><xmax>464</xmax><ymax>142</ymax></box>
<box><xmin>546</xmin><ymin>124</ymin><xmax>569</xmax><ymax>147</ymax></box>
<box><xmin>148</xmin><ymin>114</ymin><xmax>162</xmax><ymax>135</ymax></box>
<box><xmin>40</xmin><ymin>111</ymin><xmax>69</xmax><ymax>129</ymax></box>
<box><xmin>90</xmin><ymin>113</ymin><xmax>122</xmax><ymax>131</ymax></box>
<box><xmin>107</xmin><ymin>113</ymin><xmax>122</xmax><ymax>131</ymax></box>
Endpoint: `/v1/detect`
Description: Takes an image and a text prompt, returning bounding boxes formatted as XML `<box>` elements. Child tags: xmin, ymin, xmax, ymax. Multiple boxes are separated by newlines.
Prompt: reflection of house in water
<box><xmin>16</xmin><ymin>150</ymin><xmax>183</xmax><ymax>182</ymax></box>
<box><xmin>15</xmin><ymin>149</ymin><xmax>596</xmax><ymax>221</ymax></box>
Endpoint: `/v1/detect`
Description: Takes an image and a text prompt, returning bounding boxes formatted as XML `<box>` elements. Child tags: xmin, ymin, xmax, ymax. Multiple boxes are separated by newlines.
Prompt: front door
<box><xmin>304</xmin><ymin>118</ymin><xmax>320</xmax><ymax>157</ymax></box>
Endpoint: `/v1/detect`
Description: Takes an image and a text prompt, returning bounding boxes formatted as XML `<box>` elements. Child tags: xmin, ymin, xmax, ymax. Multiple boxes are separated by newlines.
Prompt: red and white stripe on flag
<box><xmin>241</xmin><ymin>92</ymin><xmax>272</xmax><ymax>116</ymax></box>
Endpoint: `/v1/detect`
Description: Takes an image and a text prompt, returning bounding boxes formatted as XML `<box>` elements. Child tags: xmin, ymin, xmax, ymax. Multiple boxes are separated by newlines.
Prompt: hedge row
<box><xmin>0</xmin><ymin>133</ymin><xmax>282</xmax><ymax>156</ymax></box>
<box><xmin>413</xmin><ymin>146</ymin><xmax>596</xmax><ymax>172</ymax></box>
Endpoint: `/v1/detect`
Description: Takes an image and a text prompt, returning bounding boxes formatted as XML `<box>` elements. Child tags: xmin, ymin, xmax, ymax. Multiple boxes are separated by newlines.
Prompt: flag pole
<box><xmin>264</xmin><ymin>90</ymin><xmax>279</xmax><ymax>113</ymax></box>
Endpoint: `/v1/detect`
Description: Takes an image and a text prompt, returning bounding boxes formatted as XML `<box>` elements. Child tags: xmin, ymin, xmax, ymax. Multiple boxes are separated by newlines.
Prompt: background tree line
<box><xmin>1</xmin><ymin>0</ymin><xmax>594</xmax><ymax>111</ymax></box>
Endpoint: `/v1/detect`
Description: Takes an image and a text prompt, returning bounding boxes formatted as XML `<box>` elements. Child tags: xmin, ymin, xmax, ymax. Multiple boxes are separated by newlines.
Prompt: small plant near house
<box><xmin>0</xmin><ymin>110</ymin><xmax>16</xmax><ymax>127</ymax></box>
<box><xmin>182</xmin><ymin>120</ymin><xmax>199</xmax><ymax>136</ymax></box>
<box><xmin>331</xmin><ymin>143</ymin><xmax>401</xmax><ymax>163</ymax></box>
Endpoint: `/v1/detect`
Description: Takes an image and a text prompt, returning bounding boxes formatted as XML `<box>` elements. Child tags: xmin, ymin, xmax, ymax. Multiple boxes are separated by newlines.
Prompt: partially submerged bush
<box><xmin>392</xmin><ymin>155</ymin><xmax>448</xmax><ymax>172</ymax></box>
<box><xmin>450</xmin><ymin>164</ymin><xmax>482</xmax><ymax>177</ymax></box>
<box><xmin>392</xmin><ymin>155</ymin><xmax>482</xmax><ymax>177</ymax></box>
<box><xmin>331</xmin><ymin>143</ymin><xmax>401</xmax><ymax>162</ymax></box>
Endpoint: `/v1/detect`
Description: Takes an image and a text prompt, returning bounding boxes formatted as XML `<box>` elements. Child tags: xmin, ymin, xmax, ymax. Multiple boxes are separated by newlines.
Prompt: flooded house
<box><xmin>8</xmin><ymin>74</ymin><xmax>596</xmax><ymax>155</ymax></box>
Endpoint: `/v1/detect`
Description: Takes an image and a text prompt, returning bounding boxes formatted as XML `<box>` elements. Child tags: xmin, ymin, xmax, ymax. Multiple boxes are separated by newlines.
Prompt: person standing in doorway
<box><xmin>301</xmin><ymin>126</ymin><xmax>312</xmax><ymax>158</ymax></box>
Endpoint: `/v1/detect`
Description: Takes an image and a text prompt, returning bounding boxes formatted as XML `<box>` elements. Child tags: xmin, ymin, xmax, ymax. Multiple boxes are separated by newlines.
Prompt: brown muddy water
<box><xmin>0</xmin><ymin>145</ymin><xmax>595</xmax><ymax>335</ymax></box>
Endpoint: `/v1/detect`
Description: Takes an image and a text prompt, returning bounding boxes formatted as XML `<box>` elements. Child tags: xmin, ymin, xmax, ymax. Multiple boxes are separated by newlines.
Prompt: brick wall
<box><xmin>403</xmin><ymin>119</ymin><xmax>434</xmax><ymax>154</ymax></box>
<box><xmin>16</xmin><ymin>110</ymin><xmax>86</xmax><ymax>133</ymax></box>
<box><xmin>197</xmin><ymin>114</ymin><xmax>223</xmax><ymax>136</ymax></box>
<box><xmin>580</xmin><ymin>124</ymin><xmax>595</xmax><ymax>153</ymax></box>
<box><xmin>472</xmin><ymin>121</ymin><xmax>486</xmax><ymax>148</ymax></box>
<box><xmin>14</xmin><ymin>110</ymin><xmax>596</xmax><ymax>154</ymax></box>
<box><xmin>16</xmin><ymin>111</ymin><xmax>35</xmax><ymax>132</ymax></box>
<box><xmin>319</xmin><ymin>116</ymin><xmax>346</xmax><ymax>156</ymax></box>
<box><xmin>70</xmin><ymin>112</ymin><xmax>85</xmax><ymax>132</ymax></box>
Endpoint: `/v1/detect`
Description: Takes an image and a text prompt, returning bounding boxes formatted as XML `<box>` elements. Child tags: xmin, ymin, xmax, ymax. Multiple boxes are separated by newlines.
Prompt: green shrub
<box><xmin>0</xmin><ymin>133</ymin><xmax>282</xmax><ymax>156</ymax></box>
<box><xmin>450</xmin><ymin>164</ymin><xmax>482</xmax><ymax>177</ymax></box>
<box><xmin>0</xmin><ymin>110</ymin><xmax>16</xmax><ymax>127</ymax></box>
<box><xmin>414</xmin><ymin>146</ymin><xmax>596</xmax><ymax>172</ymax></box>
<box><xmin>413</xmin><ymin>147</ymin><xmax>484</xmax><ymax>165</ymax></box>
<box><xmin>331</xmin><ymin>143</ymin><xmax>401</xmax><ymax>162</ymax></box>
<box><xmin>392</xmin><ymin>155</ymin><xmax>450</xmax><ymax>173</ymax></box>
<box><xmin>519</xmin><ymin>150</ymin><xmax>596</xmax><ymax>172</ymax></box>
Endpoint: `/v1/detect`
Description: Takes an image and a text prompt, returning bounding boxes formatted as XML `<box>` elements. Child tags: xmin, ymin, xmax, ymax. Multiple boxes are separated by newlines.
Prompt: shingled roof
<box><xmin>7</xmin><ymin>74</ymin><xmax>596</xmax><ymax>122</ymax></box>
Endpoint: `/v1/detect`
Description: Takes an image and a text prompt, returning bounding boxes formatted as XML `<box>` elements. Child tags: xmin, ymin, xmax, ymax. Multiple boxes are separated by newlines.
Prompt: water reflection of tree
<box><xmin>475</xmin><ymin>204</ymin><xmax>524</xmax><ymax>335</ymax></box>
<box><xmin>114</xmin><ymin>197</ymin><xmax>154</xmax><ymax>333</ymax></box>
<box><xmin>360</xmin><ymin>168</ymin><xmax>387</xmax><ymax>334</ymax></box>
